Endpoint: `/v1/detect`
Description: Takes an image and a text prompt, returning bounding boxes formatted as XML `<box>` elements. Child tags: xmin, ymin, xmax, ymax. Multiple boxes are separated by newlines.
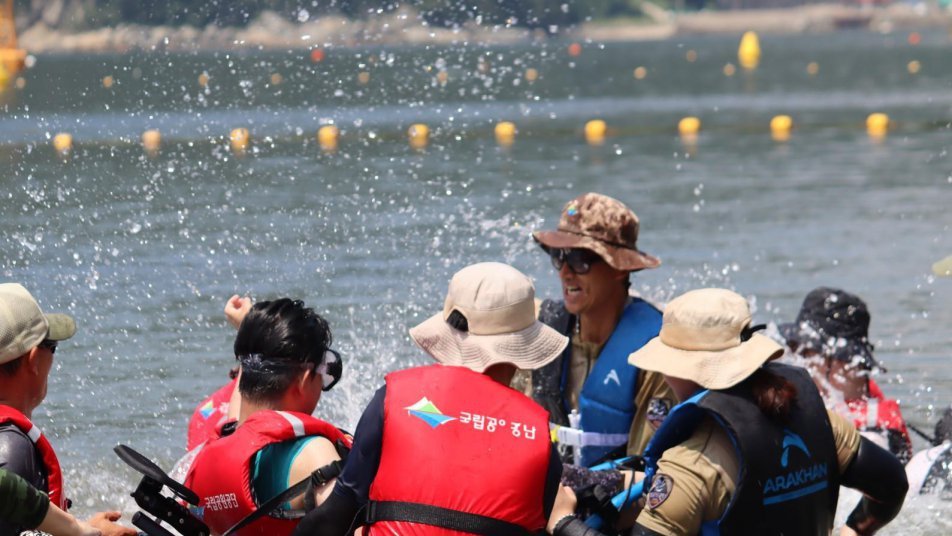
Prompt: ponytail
<box><xmin>749</xmin><ymin>367</ymin><xmax>798</xmax><ymax>424</ymax></box>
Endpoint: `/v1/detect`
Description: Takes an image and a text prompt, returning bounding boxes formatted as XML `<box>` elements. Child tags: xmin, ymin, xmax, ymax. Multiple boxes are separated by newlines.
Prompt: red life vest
<box><xmin>184</xmin><ymin>410</ymin><xmax>350</xmax><ymax>536</ymax></box>
<box><xmin>187</xmin><ymin>378</ymin><xmax>238</xmax><ymax>451</ymax></box>
<box><xmin>367</xmin><ymin>365</ymin><xmax>551</xmax><ymax>536</ymax></box>
<box><xmin>0</xmin><ymin>405</ymin><xmax>68</xmax><ymax>510</ymax></box>
<box><xmin>842</xmin><ymin>380</ymin><xmax>912</xmax><ymax>460</ymax></box>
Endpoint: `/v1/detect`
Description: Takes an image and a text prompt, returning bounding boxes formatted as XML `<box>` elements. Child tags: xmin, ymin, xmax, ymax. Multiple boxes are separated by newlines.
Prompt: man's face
<box><xmin>557</xmin><ymin>251</ymin><xmax>627</xmax><ymax>316</ymax></box>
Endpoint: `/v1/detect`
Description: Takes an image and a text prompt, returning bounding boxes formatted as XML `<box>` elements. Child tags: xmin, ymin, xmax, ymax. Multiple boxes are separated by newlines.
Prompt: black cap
<box><xmin>779</xmin><ymin>287</ymin><xmax>881</xmax><ymax>371</ymax></box>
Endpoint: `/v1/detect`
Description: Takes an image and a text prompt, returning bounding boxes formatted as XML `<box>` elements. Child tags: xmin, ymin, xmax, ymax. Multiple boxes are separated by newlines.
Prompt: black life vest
<box><xmin>642</xmin><ymin>363</ymin><xmax>840</xmax><ymax>535</ymax></box>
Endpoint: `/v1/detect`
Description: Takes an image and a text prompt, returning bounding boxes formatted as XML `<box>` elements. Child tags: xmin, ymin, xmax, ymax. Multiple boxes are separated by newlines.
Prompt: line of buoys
<box><xmin>495</xmin><ymin>121</ymin><xmax>516</xmax><ymax>147</ymax></box>
<box><xmin>142</xmin><ymin>129</ymin><xmax>161</xmax><ymax>155</ymax></box>
<box><xmin>584</xmin><ymin>119</ymin><xmax>607</xmax><ymax>146</ymax></box>
<box><xmin>230</xmin><ymin>128</ymin><xmax>250</xmax><ymax>153</ymax></box>
<box><xmin>408</xmin><ymin>123</ymin><xmax>429</xmax><ymax>149</ymax></box>
<box><xmin>52</xmin><ymin>133</ymin><xmax>72</xmax><ymax>155</ymax></box>
<box><xmin>738</xmin><ymin>31</ymin><xmax>761</xmax><ymax>71</ymax></box>
<box><xmin>866</xmin><ymin>113</ymin><xmax>889</xmax><ymax>139</ymax></box>
<box><xmin>317</xmin><ymin>125</ymin><xmax>339</xmax><ymax>152</ymax></box>
<box><xmin>770</xmin><ymin>115</ymin><xmax>793</xmax><ymax>142</ymax></box>
<box><xmin>46</xmin><ymin>111</ymin><xmax>913</xmax><ymax>160</ymax></box>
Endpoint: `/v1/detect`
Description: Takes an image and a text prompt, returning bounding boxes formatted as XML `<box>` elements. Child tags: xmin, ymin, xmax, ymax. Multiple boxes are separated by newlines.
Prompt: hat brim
<box><xmin>778</xmin><ymin>321</ymin><xmax>883</xmax><ymax>371</ymax></box>
<box><xmin>532</xmin><ymin>231</ymin><xmax>660</xmax><ymax>271</ymax></box>
<box><xmin>409</xmin><ymin>313</ymin><xmax>568</xmax><ymax>373</ymax></box>
<box><xmin>628</xmin><ymin>333</ymin><xmax>783</xmax><ymax>390</ymax></box>
<box><xmin>45</xmin><ymin>313</ymin><xmax>76</xmax><ymax>341</ymax></box>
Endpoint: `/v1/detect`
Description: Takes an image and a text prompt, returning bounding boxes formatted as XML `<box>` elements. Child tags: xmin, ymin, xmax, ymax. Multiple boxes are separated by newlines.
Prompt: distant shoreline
<box><xmin>17</xmin><ymin>3</ymin><xmax>952</xmax><ymax>54</ymax></box>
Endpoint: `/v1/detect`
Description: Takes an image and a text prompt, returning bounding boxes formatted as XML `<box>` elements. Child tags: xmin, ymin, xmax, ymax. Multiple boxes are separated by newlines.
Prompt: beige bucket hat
<box><xmin>532</xmin><ymin>192</ymin><xmax>660</xmax><ymax>271</ymax></box>
<box><xmin>0</xmin><ymin>283</ymin><xmax>76</xmax><ymax>365</ymax></box>
<box><xmin>409</xmin><ymin>262</ymin><xmax>569</xmax><ymax>373</ymax></box>
<box><xmin>628</xmin><ymin>288</ymin><xmax>782</xmax><ymax>390</ymax></box>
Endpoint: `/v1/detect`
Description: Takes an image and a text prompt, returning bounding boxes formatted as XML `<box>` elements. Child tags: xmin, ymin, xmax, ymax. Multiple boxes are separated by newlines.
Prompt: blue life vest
<box><xmin>535</xmin><ymin>298</ymin><xmax>661</xmax><ymax>466</ymax></box>
<box><xmin>641</xmin><ymin>363</ymin><xmax>839</xmax><ymax>536</ymax></box>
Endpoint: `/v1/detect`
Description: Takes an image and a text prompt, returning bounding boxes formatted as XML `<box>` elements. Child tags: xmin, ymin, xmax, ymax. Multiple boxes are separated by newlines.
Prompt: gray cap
<box><xmin>0</xmin><ymin>283</ymin><xmax>76</xmax><ymax>364</ymax></box>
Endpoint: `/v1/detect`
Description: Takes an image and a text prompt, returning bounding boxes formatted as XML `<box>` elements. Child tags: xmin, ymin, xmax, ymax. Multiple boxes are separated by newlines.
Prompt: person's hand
<box><xmin>73</xmin><ymin>520</ymin><xmax>103</xmax><ymax>536</ymax></box>
<box><xmin>839</xmin><ymin>527</ymin><xmax>860</xmax><ymax>536</ymax></box>
<box><xmin>547</xmin><ymin>485</ymin><xmax>578</xmax><ymax>534</ymax></box>
<box><xmin>224</xmin><ymin>295</ymin><xmax>252</xmax><ymax>329</ymax></box>
<box><xmin>87</xmin><ymin>512</ymin><xmax>137</xmax><ymax>536</ymax></box>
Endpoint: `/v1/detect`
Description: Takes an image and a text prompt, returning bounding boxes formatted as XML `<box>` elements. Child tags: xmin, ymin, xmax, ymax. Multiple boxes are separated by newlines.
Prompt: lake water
<box><xmin>1</xmin><ymin>29</ymin><xmax>950</xmax><ymax>531</ymax></box>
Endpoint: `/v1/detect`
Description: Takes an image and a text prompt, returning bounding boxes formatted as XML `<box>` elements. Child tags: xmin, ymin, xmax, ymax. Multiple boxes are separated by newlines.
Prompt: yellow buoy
<box><xmin>230</xmin><ymin>128</ymin><xmax>250</xmax><ymax>153</ymax></box>
<box><xmin>525</xmin><ymin>68</ymin><xmax>539</xmax><ymax>83</ymax></box>
<box><xmin>142</xmin><ymin>129</ymin><xmax>161</xmax><ymax>155</ymax></box>
<box><xmin>584</xmin><ymin>120</ymin><xmax>607</xmax><ymax>146</ymax></box>
<box><xmin>52</xmin><ymin>133</ymin><xmax>72</xmax><ymax>155</ymax></box>
<box><xmin>270</xmin><ymin>73</ymin><xmax>283</xmax><ymax>85</ymax></box>
<box><xmin>102</xmin><ymin>75</ymin><xmax>114</xmax><ymax>88</ymax></box>
<box><xmin>806</xmin><ymin>62</ymin><xmax>820</xmax><ymax>76</ymax></box>
<box><xmin>408</xmin><ymin>123</ymin><xmax>429</xmax><ymax>149</ymax></box>
<box><xmin>723</xmin><ymin>63</ymin><xmax>736</xmax><ymax>77</ymax></box>
<box><xmin>866</xmin><ymin>113</ymin><xmax>889</xmax><ymax>139</ymax></box>
<box><xmin>357</xmin><ymin>71</ymin><xmax>371</xmax><ymax>85</ymax></box>
<box><xmin>933</xmin><ymin>255</ymin><xmax>952</xmax><ymax>277</ymax></box>
<box><xmin>495</xmin><ymin>121</ymin><xmax>517</xmax><ymax>147</ymax></box>
<box><xmin>633</xmin><ymin>66</ymin><xmax>647</xmax><ymax>80</ymax></box>
<box><xmin>770</xmin><ymin>115</ymin><xmax>793</xmax><ymax>142</ymax></box>
<box><xmin>679</xmin><ymin>117</ymin><xmax>701</xmax><ymax>138</ymax></box>
<box><xmin>738</xmin><ymin>31</ymin><xmax>761</xmax><ymax>71</ymax></box>
<box><xmin>907</xmin><ymin>60</ymin><xmax>921</xmax><ymax>75</ymax></box>
<box><xmin>198</xmin><ymin>72</ymin><xmax>210</xmax><ymax>88</ymax></box>
<box><xmin>317</xmin><ymin>125</ymin><xmax>339</xmax><ymax>152</ymax></box>
<box><xmin>685</xmin><ymin>50</ymin><xmax>698</xmax><ymax>63</ymax></box>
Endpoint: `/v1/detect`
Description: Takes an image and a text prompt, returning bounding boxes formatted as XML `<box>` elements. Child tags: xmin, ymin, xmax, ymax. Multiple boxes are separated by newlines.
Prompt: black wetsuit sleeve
<box><xmin>841</xmin><ymin>436</ymin><xmax>908</xmax><ymax>535</ymax></box>
<box><xmin>292</xmin><ymin>385</ymin><xmax>387</xmax><ymax>536</ymax></box>
<box><xmin>543</xmin><ymin>445</ymin><xmax>563</xmax><ymax>521</ymax></box>
<box><xmin>0</xmin><ymin>467</ymin><xmax>50</xmax><ymax>529</ymax></box>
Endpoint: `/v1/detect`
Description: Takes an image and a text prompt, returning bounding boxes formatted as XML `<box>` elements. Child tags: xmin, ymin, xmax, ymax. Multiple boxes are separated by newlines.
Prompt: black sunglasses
<box><xmin>314</xmin><ymin>349</ymin><xmax>342</xmax><ymax>392</ymax></box>
<box><xmin>38</xmin><ymin>339</ymin><xmax>58</xmax><ymax>354</ymax></box>
<box><xmin>549</xmin><ymin>248</ymin><xmax>602</xmax><ymax>275</ymax></box>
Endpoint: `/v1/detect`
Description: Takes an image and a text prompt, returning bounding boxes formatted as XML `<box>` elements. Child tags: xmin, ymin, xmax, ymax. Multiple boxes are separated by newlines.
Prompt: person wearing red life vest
<box><xmin>184</xmin><ymin>298</ymin><xmax>350</xmax><ymax>536</ymax></box>
<box><xmin>780</xmin><ymin>287</ymin><xmax>913</xmax><ymax>463</ymax></box>
<box><xmin>0</xmin><ymin>283</ymin><xmax>137</xmax><ymax>536</ymax></box>
<box><xmin>292</xmin><ymin>262</ymin><xmax>571</xmax><ymax>536</ymax></box>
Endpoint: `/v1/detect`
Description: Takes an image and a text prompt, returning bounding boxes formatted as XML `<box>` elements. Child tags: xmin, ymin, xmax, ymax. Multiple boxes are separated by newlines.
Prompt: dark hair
<box><xmin>749</xmin><ymin>368</ymin><xmax>799</xmax><ymax>424</ymax></box>
<box><xmin>0</xmin><ymin>355</ymin><xmax>24</xmax><ymax>377</ymax></box>
<box><xmin>234</xmin><ymin>298</ymin><xmax>332</xmax><ymax>404</ymax></box>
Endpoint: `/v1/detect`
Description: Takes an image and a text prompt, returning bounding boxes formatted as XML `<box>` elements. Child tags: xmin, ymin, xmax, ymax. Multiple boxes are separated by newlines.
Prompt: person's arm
<box><xmin>224</xmin><ymin>295</ymin><xmax>253</xmax><ymax>330</ymax></box>
<box><xmin>38</xmin><ymin>504</ymin><xmax>102</xmax><ymax>536</ymax></box>
<box><xmin>0</xmin><ymin>466</ymin><xmax>51</xmax><ymax>529</ymax></box>
<box><xmin>287</xmin><ymin>436</ymin><xmax>342</xmax><ymax>510</ymax></box>
<box><xmin>292</xmin><ymin>385</ymin><xmax>388</xmax><ymax>536</ymax></box>
<box><xmin>840</xmin><ymin>437</ymin><xmax>908</xmax><ymax>535</ymax></box>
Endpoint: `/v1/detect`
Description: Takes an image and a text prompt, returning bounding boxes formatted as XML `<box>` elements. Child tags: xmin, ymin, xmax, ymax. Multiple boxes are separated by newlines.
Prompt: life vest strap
<box><xmin>365</xmin><ymin>500</ymin><xmax>531</xmax><ymax>536</ymax></box>
<box><xmin>552</xmin><ymin>424</ymin><xmax>629</xmax><ymax>448</ymax></box>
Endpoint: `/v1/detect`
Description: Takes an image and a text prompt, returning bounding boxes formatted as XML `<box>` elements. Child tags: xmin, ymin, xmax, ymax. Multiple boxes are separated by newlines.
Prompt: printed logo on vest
<box><xmin>405</xmin><ymin>397</ymin><xmax>456</xmax><ymax>429</ymax></box>
<box><xmin>646</xmin><ymin>473</ymin><xmax>674</xmax><ymax>510</ymax></box>
<box><xmin>646</xmin><ymin>398</ymin><xmax>672</xmax><ymax>430</ymax></box>
<box><xmin>781</xmin><ymin>430</ymin><xmax>811</xmax><ymax>468</ymax></box>
<box><xmin>603</xmin><ymin>369</ymin><xmax>621</xmax><ymax>387</ymax></box>
<box><xmin>199</xmin><ymin>400</ymin><xmax>216</xmax><ymax>420</ymax></box>
<box><xmin>761</xmin><ymin>429</ymin><xmax>828</xmax><ymax>506</ymax></box>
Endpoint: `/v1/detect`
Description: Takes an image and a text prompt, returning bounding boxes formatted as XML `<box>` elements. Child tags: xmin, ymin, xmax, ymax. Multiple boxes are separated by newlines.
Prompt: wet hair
<box><xmin>748</xmin><ymin>367</ymin><xmax>799</xmax><ymax>424</ymax></box>
<box><xmin>234</xmin><ymin>298</ymin><xmax>332</xmax><ymax>404</ymax></box>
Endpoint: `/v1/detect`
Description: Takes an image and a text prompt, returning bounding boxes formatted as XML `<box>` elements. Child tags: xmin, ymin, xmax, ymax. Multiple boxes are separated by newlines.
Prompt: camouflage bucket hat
<box><xmin>532</xmin><ymin>193</ymin><xmax>660</xmax><ymax>271</ymax></box>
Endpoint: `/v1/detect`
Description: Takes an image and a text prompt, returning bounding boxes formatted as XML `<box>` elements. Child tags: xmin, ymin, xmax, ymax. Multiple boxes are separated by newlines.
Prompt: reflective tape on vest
<box><xmin>552</xmin><ymin>423</ymin><xmax>629</xmax><ymax>448</ymax></box>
